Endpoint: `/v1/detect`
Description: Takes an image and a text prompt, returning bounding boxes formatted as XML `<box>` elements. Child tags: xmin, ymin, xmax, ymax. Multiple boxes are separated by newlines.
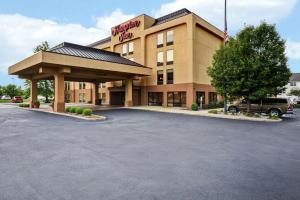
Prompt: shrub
<box><xmin>83</xmin><ymin>108</ymin><xmax>93</xmax><ymax>116</ymax></box>
<box><xmin>293</xmin><ymin>104</ymin><xmax>300</xmax><ymax>109</ymax></box>
<box><xmin>243</xmin><ymin>112</ymin><xmax>254</xmax><ymax>117</ymax></box>
<box><xmin>33</xmin><ymin>100</ymin><xmax>40</xmax><ymax>106</ymax></box>
<box><xmin>191</xmin><ymin>103</ymin><xmax>199</xmax><ymax>111</ymax></box>
<box><xmin>70</xmin><ymin>107</ymin><xmax>77</xmax><ymax>113</ymax></box>
<box><xmin>19</xmin><ymin>103</ymin><xmax>30</xmax><ymax>108</ymax></box>
<box><xmin>75</xmin><ymin>107</ymin><xmax>84</xmax><ymax>114</ymax></box>
<box><xmin>254</xmin><ymin>113</ymin><xmax>261</xmax><ymax>118</ymax></box>
<box><xmin>269</xmin><ymin>115</ymin><xmax>279</xmax><ymax>120</ymax></box>
<box><xmin>65</xmin><ymin>107</ymin><xmax>71</xmax><ymax>112</ymax></box>
<box><xmin>208</xmin><ymin>109</ymin><xmax>218</xmax><ymax>114</ymax></box>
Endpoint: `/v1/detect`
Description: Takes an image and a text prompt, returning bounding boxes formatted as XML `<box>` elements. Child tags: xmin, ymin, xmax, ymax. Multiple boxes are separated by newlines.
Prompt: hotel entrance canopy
<box><xmin>8</xmin><ymin>42</ymin><xmax>151</xmax><ymax>82</ymax></box>
<box><xmin>8</xmin><ymin>42</ymin><xmax>151</xmax><ymax>112</ymax></box>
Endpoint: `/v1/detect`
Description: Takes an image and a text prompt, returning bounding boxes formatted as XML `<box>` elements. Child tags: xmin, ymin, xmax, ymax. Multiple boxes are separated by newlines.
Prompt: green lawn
<box><xmin>0</xmin><ymin>99</ymin><xmax>11</xmax><ymax>103</ymax></box>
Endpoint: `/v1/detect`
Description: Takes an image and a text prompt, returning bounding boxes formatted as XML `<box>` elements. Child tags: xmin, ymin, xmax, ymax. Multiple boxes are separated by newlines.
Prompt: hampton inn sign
<box><xmin>111</xmin><ymin>20</ymin><xmax>141</xmax><ymax>42</ymax></box>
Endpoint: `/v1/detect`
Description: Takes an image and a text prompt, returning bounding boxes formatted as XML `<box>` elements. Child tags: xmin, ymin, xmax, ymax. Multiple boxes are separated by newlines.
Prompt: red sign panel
<box><xmin>111</xmin><ymin>20</ymin><xmax>141</xmax><ymax>42</ymax></box>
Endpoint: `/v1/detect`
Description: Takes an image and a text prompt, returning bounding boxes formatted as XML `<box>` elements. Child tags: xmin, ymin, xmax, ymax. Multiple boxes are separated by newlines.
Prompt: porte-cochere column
<box><xmin>53</xmin><ymin>73</ymin><xmax>65</xmax><ymax>112</ymax></box>
<box><xmin>29</xmin><ymin>79</ymin><xmax>38</xmax><ymax>109</ymax></box>
<box><xmin>124</xmin><ymin>78</ymin><xmax>133</xmax><ymax>107</ymax></box>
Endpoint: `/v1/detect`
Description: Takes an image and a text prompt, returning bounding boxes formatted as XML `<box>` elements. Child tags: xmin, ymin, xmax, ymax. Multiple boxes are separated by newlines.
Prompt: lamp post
<box><xmin>223</xmin><ymin>0</ymin><xmax>228</xmax><ymax>113</ymax></box>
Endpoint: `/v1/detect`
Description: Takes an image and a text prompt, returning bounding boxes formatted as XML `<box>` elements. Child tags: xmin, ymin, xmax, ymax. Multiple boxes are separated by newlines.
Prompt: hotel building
<box><xmin>63</xmin><ymin>8</ymin><xmax>223</xmax><ymax>108</ymax></box>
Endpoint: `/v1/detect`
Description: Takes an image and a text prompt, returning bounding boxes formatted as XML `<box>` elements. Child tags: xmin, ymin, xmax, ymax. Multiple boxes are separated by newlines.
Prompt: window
<box><xmin>79</xmin><ymin>82</ymin><xmax>86</xmax><ymax>90</ymax></box>
<box><xmin>157</xmin><ymin>52</ymin><xmax>164</xmax><ymax>66</ymax></box>
<box><xmin>290</xmin><ymin>81</ymin><xmax>296</xmax><ymax>86</ymax></box>
<box><xmin>122</xmin><ymin>43</ymin><xmax>128</xmax><ymax>56</ymax></box>
<box><xmin>196</xmin><ymin>91</ymin><xmax>206</xmax><ymax>106</ymax></box>
<box><xmin>209</xmin><ymin>92</ymin><xmax>217</xmax><ymax>105</ymax></box>
<box><xmin>148</xmin><ymin>92</ymin><xmax>163</xmax><ymax>106</ymax></box>
<box><xmin>79</xmin><ymin>93</ymin><xmax>85</xmax><ymax>103</ymax></box>
<box><xmin>167</xmin><ymin>30</ymin><xmax>174</xmax><ymax>45</ymax></box>
<box><xmin>167</xmin><ymin>69</ymin><xmax>173</xmax><ymax>84</ymax></box>
<box><xmin>167</xmin><ymin>92</ymin><xmax>186</xmax><ymax>107</ymax></box>
<box><xmin>167</xmin><ymin>49</ymin><xmax>174</xmax><ymax>65</ymax></box>
<box><xmin>128</xmin><ymin>42</ymin><xmax>134</xmax><ymax>54</ymax></box>
<box><xmin>157</xmin><ymin>33</ymin><xmax>164</xmax><ymax>48</ymax></box>
<box><xmin>157</xmin><ymin>70</ymin><xmax>164</xmax><ymax>85</ymax></box>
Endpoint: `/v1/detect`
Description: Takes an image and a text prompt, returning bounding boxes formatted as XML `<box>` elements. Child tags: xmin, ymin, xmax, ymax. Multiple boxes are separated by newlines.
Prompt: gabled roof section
<box><xmin>48</xmin><ymin>42</ymin><xmax>143</xmax><ymax>67</ymax></box>
<box><xmin>87</xmin><ymin>37</ymin><xmax>111</xmax><ymax>47</ymax></box>
<box><xmin>291</xmin><ymin>73</ymin><xmax>300</xmax><ymax>81</ymax></box>
<box><xmin>152</xmin><ymin>8</ymin><xmax>191</xmax><ymax>26</ymax></box>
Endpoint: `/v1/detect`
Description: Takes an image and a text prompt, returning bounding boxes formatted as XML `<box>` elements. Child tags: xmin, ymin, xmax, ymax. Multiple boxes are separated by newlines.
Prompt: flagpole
<box><xmin>224</xmin><ymin>0</ymin><xmax>228</xmax><ymax>113</ymax></box>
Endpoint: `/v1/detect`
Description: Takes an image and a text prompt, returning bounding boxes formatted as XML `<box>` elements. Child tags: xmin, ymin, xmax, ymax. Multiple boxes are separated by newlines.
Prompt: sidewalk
<box><xmin>127</xmin><ymin>106</ymin><xmax>282</xmax><ymax>122</ymax></box>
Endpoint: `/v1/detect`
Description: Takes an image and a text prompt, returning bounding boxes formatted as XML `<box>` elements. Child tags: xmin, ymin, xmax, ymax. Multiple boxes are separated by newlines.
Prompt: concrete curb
<box><xmin>127</xmin><ymin>107</ymin><xmax>282</xmax><ymax>122</ymax></box>
<box><xmin>19</xmin><ymin>107</ymin><xmax>106</xmax><ymax>121</ymax></box>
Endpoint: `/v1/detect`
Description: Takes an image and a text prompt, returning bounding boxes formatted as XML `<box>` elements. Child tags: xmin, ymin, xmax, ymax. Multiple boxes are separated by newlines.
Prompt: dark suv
<box><xmin>228</xmin><ymin>98</ymin><xmax>293</xmax><ymax>117</ymax></box>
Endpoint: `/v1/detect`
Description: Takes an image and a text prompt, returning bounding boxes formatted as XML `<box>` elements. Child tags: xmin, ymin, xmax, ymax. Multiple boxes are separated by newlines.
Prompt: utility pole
<box><xmin>223</xmin><ymin>0</ymin><xmax>228</xmax><ymax>113</ymax></box>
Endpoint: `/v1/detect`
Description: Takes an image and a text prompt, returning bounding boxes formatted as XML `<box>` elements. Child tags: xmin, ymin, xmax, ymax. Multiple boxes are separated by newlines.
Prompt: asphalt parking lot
<box><xmin>0</xmin><ymin>104</ymin><xmax>300</xmax><ymax>200</ymax></box>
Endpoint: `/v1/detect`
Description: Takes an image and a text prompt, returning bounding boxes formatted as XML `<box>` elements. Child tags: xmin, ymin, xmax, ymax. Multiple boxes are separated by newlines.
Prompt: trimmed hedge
<box><xmin>191</xmin><ymin>103</ymin><xmax>199</xmax><ymax>111</ymax></box>
<box><xmin>208</xmin><ymin>109</ymin><xmax>218</xmax><ymax>114</ymax></box>
<box><xmin>65</xmin><ymin>107</ymin><xmax>71</xmax><ymax>112</ymax></box>
<box><xmin>19</xmin><ymin>103</ymin><xmax>30</xmax><ymax>108</ymax></box>
<box><xmin>75</xmin><ymin>107</ymin><xmax>84</xmax><ymax>114</ymax></box>
<box><xmin>83</xmin><ymin>108</ymin><xmax>93</xmax><ymax>116</ymax></box>
<box><xmin>70</xmin><ymin>107</ymin><xmax>77</xmax><ymax>113</ymax></box>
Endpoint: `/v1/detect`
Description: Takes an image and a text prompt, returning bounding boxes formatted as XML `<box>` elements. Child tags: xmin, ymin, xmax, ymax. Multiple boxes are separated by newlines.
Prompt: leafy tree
<box><xmin>289</xmin><ymin>89</ymin><xmax>300</xmax><ymax>97</ymax></box>
<box><xmin>208</xmin><ymin>22</ymin><xmax>291</xmax><ymax>112</ymax></box>
<box><xmin>0</xmin><ymin>85</ymin><xmax>3</xmax><ymax>96</ymax></box>
<box><xmin>24</xmin><ymin>41</ymin><xmax>54</xmax><ymax>102</ymax></box>
<box><xmin>3</xmin><ymin>84</ymin><xmax>23</xmax><ymax>98</ymax></box>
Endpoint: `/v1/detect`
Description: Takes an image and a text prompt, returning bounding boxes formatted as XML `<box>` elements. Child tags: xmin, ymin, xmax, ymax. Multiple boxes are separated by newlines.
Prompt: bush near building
<box><xmin>75</xmin><ymin>107</ymin><xmax>84</xmax><ymax>114</ymax></box>
<box><xmin>83</xmin><ymin>108</ymin><xmax>93</xmax><ymax>116</ymax></box>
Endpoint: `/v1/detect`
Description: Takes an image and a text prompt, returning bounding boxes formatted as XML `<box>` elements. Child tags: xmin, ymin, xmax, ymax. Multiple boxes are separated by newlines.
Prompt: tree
<box><xmin>0</xmin><ymin>86</ymin><xmax>3</xmax><ymax>96</ymax></box>
<box><xmin>3</xmin><ymin>84</ymin><xmax>23</xmax><ymax>98</ymax></box>
<box><xmin>208</xmin><ymin>22</ymin><xmax>291</xmax><ymax>112</ymax></box>
<box><xmin>24</xmin><ymin>41</ymin><xmax>54</xmax><ymax>102</ymax></box>
<box><xmin>289</xmin><ymin>89</ymin><xmax>300</xmax><ymax>98</ymax></box>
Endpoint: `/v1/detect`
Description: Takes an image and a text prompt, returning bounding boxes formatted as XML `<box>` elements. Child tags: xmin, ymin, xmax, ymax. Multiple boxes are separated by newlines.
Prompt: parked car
<box><xmin>11</xmin><ymin>96</ymin><xmax>23</xmax><ymax>103</ymax></box>
<box><xmin>228</xmin><ymin>98</ymin><xmax>293</xmax><ymax>117</ymax></box>
<box><xmin>1</xmin><ymin>95</ymin><xmax>11</xmax><ymax>100</ymax></box>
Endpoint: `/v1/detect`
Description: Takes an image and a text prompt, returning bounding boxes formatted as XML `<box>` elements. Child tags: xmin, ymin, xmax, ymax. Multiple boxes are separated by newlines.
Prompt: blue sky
<box><xmin>0</xmin><ymin>0</ymin><xmax>299</xmax><ymax>86</ymax></box>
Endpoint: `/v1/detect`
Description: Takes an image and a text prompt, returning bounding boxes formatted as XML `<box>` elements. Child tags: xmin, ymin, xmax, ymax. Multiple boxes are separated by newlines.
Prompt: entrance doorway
<box><xmin>110</xmin><ymin>92</ymin><xmax>125</xmax><ymax>105</ymax></box>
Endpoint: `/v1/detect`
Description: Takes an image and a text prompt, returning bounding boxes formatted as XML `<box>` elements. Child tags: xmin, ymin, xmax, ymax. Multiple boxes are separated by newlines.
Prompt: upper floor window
<box><xmin>167</xmin><ymin>69</ymin><xmax>174</xmax><ymax>84</ymax></box>
<box><xmin>157</xmin><ymin>33</ymin><xmax>164</xmax><ymax>48</ymax></box>
<box><xmin>157</xmin><ymin>52</ymin><xmax>164</xmax><ymax>66</ymax></box>
<box><xmin>290</xmin><ymin>81</ymin><xmax>296</xmax><ymax>86</ymax></box>
<box><xmin>157</xmin><ymin>70</ymin><xmax>164</xmax><ymax>85</ymax></box>
<box><xmin>128</xmin><ymin>42</ymin><xmax>134</xmax><ymax>54</ymax></box>
<box><xmin>167</xmin><ymin>30</ymin><xmax>174</xmax><ymax>46</ymax></box>
<box><xmin>167</xmin><ymin>49</ymin><xmax>174</xmax><ymax>65</ymax></box>
<box><xmin>122</xmin><ymin>43</ymin><xmax>128</xmax><ymax>56</ymax></box>
<box><xmin>79</xmin><ymin>82</ymin><xmax>86</xmax><ymax>90</ymax></box>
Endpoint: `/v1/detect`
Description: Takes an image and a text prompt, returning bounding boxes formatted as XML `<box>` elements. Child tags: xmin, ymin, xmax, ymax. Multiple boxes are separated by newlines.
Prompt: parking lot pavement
<box><xmin>0</xmin><ymin>105</ymin><xmax>300</xmax><ymax>200</ymax></box>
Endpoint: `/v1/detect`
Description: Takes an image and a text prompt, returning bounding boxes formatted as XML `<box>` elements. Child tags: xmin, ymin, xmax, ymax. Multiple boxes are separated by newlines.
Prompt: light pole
<box><xmin>223</xmin><ymin>0</ymin><xmax>228</xmax><ymax>113</ymax></box>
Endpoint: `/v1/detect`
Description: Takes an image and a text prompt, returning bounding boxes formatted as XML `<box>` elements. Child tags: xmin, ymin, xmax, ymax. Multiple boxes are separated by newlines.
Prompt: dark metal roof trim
<box><xmin>152</xmin><ymin>8</ymin><xmax>191</xmax><ymax>26</ymax></box>
<box><xmin>48</xmin><ymin>42</ymin><xmax>144</xmax><ymax>67</ymax></box>
<box><xmin>87</xmin><ymin>37</ymin><xmax>111</xmax><ymax>47</ymax></box>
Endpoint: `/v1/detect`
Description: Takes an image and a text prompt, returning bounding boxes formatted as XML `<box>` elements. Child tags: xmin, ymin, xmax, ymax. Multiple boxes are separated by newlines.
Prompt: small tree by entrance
<box><xmin>208</xmin><ymin>22</ymin><xmax>291</xmax><ymax>112</ymax></box>
<box><xmin>24</xmin><ymin>41</ymin><xmax>54</xmax><ymax>103</ymax></box>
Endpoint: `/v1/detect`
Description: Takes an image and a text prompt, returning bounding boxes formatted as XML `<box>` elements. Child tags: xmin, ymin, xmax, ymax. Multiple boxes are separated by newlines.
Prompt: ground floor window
<box><xmin>79</xmin><ymin>93</ymin><xmax>86</xmax><ymax>103</ymax></box>
<box><xmin>148</xmin><ymin>92</ymin><xmax>163</xmax><ymax>106</ymax></box>
<box><xmin>167</xmin><ymin>92</ymin><xmax>186</xmax><ymax>107</ymax></box>
<box><xmin>196</xmin><ymin>91</ymin><xmax>205</xmax><ymax>106</ymax></box>
<box><xmin>209</xmin><ymin>92</ymin><xmax>217</xmax><ymax>105</ymax></box>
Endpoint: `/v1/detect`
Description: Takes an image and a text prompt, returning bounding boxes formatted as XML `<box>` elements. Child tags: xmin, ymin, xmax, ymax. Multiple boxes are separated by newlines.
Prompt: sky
<box><xmin>0</xmin><ymin>0</ymin><xmax>300</xmax><ymax>86</ymax></box>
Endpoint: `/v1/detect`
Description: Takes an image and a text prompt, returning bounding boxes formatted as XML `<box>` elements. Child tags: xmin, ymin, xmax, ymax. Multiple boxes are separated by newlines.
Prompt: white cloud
<box><xmin>286</xmin><ymin>40</ymin><xmax>300</xmax><ymax>60</ymax></box>
<box><xmin>0</xmin><ymin>9</ymin><xmax>135</xmax><ymax>84</ymax></box>
<box><xmin>95</xmin><ymin>9</ymin><xmax>135</xmax><ymax>33</ymax></box>
<box><xmin>154</xmin><ymin>0</ymin><xmax>297</xmax><ymax>30</ymax></box>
